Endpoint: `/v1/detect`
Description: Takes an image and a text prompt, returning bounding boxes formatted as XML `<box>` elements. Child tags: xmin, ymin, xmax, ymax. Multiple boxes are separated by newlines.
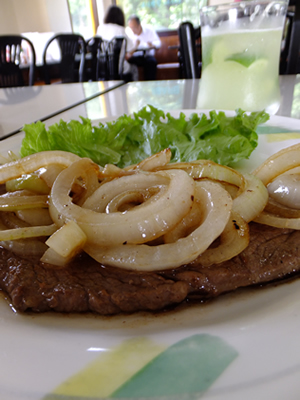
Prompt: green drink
<box><xmin>198</xmin><ymin>1</ymin><xmax>288</xmax><ymax>113</ymax></box>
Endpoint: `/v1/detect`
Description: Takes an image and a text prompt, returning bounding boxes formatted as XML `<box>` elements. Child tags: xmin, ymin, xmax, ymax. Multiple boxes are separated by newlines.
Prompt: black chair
<box><xmin>86</xmin><ymin>36</ymin><xmax>131</xmax><ymax>81</ymax></box>
<box><xmin>284</xmin><ymin>1</ymin><xmax>300</xmax><ymax>74</ymax></box>
<box><xmin>106</xmin><ymin>37</ymin><xmax>129</xmax><ymax>80</ymax></box>
<box><xmin>178</xmin><ymin>22</ymin><xmax>201</xmax><ymax>79</ymax></box>
<box><xmin>0</xmin><ymin>35</ymin><xmax>36</xmax><ymax>87</ymax></box>
<box><xmin>86</xmin><ymin>36</ymin><xmax>109</xmax><ymax>81</ymax></box>
<box><xmin>42</xmin><ymin>33</ymin><xmax>86</xmax><ymax>84</ymax></box>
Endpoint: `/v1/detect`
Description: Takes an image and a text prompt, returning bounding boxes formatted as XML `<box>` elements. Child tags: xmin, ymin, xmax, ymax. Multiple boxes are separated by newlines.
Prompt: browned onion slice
<box><xmin>49</xmin><ymin>158</ymin><xmax>195</xmax><ymax>246</ymax></box>
<box><xmin>253</xmin><ymin>143</ymin><xmax>300</xmax><ymax>186</ymax></box>
<box><xmin>0</xmin><ymin>151</ymin><xmax>80</xmax><ymax>184</ymax></box>
<box><xmin>83</xmin><ymin>180</ymin><xmax>232</xmax><ymax>271</ymax></box>
<box><xmin>264</xmin><ymin>197</ymin><xmax>300</xmax><ymax>218</ymax></box>
<box><xmin>195</xmin><ymin>212</ymin><xmax>249</xmax><ymax>266</ymax></box>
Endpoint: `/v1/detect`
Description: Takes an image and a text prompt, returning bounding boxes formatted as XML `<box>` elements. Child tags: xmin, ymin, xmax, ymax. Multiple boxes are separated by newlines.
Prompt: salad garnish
<box><xmin>20</xmin><ymin>106</ymin><xmax>269</xmax><ymax>167</ymax></box>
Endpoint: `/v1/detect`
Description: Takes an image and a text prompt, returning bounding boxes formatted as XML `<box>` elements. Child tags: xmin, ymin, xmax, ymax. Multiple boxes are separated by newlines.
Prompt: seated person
<box><xmin>126</xmin><ymin>15</ymin><xmax>161</xmax><ymax>80</ymax></box>
<box><xmin>96</xmin><ymin>6</ymin><xmax>139</xmax><ymax>81</ymax></box>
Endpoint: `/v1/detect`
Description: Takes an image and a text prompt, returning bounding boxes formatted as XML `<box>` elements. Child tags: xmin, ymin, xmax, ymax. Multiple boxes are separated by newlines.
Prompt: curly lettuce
<box><xmin>20</xmin><ymin>106</ymin><xmax>269</xmax><ymax>167</ymax></box>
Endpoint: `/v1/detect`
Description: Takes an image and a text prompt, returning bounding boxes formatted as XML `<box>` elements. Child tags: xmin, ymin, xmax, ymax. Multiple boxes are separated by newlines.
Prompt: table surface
<box><xmin>0</xmin><ymin>75</ymin><xmax>299</xmax><ymax>144</ymax></box>
<box><xmin>0</xmin><ymin>80</ymin><xmax>124</xmax><ymax>139</ymax></box>
<box><xmin>33</xmin><ymin>75</ymin><xmax>300</xmax><ymax>130</ymax></box>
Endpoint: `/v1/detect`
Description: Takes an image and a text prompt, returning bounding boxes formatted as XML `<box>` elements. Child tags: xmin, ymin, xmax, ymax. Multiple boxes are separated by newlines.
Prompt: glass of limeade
<box><xmin>198</xmin><ymin>0</ymin><xmax>288</xmax><ymax>113</ymax></box>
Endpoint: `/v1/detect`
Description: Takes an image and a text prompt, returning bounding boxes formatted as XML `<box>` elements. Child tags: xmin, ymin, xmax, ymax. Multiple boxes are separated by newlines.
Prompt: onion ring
<box><xmin>0</xmin><ymin>211</ymin><xmax>30</xmax><ymax>229</ymax></box>
<box><xmin>128</xmin><ymin>148</ymin><xmax>172</xmax><ymax>172</ymax></box>
<box><xmin>0</xmin><ymin>215</ymin><xmax>48</xmax><ymax>256</ymax></box>
<box><xmin>83</xmin><ymin>180</ymin><xmax>232</xmax><ymax>271</ymax></box>
<box><xmin>254</xmin><ymin>211</ymin><xmax>300</xmax><ymax>229</ymax></box>
<box><xmin>264</xmin><ymin>197</ymin><xmax>300</xmax><ymax>219</ymax></box>
<box><xmin>105</xmin><ymin>189</ymin><xmax>158</xmax><ymax>213</ymax></box>
<box><xmin>163</xmin><ymin>195</ymin><xmax>204</xmax><ymax>243</ymax></box>
<box><xmin>252</xmin><ymin>144</ymin><xmax>300</xmax><ymax>228</ymax></box>
<box><xmin>0</xmin><ymin>223</ymin><xmax>57</xmax><ymax>241</ymax></box>
<box><xmin>159</xmin><ymin>160</ymin><xmax>245</xmax><ymax>189</ymax></box>
<box><xmin>0</xmin><ymin>151</ymin><xmax>80</xmax><ymax>184</ymax></box>
<box><xmin>82</xmin><ymin>173</ymin><xmax>168</xmax><ymax>213</ymax></box>
<box><xmin>0</xmin><ymin>237</ymin><xmax>48</xmax><ymax>257</ymax></box>
<box><xmin>0</xmin><ymin>193</ymin><xmax>48</xmax><ymax>211</ymax></box>
<box><xmin>253</xmin><ymin>143</ymin><xmax>300</xmax><ymax>186</ymax></box>
<box><xmin>15</xmin><ymin>208</ymin><xmax>53</xmax><ymax>226</ymax></box>
<box><xmin>49</xmin><ymin>158</ymin><xmax>195</xmax><ymax>246</ymax></box>
<box><xmin>195</xmin><ymin>211</ymin><xmax>249</xmax><ymax>266</ymax></box>
<box><xmin>160</xmin><ymin>161</ymin><xmax>267</xmax><ymax>222</ymax></box>
<box><xmin>232</xmin><ymin>173</ymin><xmax>268</xmax><ymax>223</ymax></box>
<box><xmin>267</xmin><ymin>173</ymin><xmax>300</xmax><ymax>209</ymax></box>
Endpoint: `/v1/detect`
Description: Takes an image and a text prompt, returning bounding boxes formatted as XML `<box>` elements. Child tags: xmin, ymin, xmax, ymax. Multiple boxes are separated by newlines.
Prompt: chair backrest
<box><xmin>0</xmin><ymin>35</ymin><xmax>36</xmax><ymax>87</ymax></box>
<box><xmin>106</xmin><ymin>37</ymin><xmax>127</xmax><ymax>80</ymax></box>
<box><xmin>86</xmin><ymin>36</ymin><xmax>109</xmax><ymax>81</ymax></box>
<box><xmin>43</xmin><ymin>33</ymin><xmax>86</xmax><ymax>84</ymax></box>
<box><xmin>178</xmin><ymin>22</ymin><xmax>200</xmax><ymax>79</ymax></box>
<box><xmin>85</xmin><ymin>36</ymin><xmax>126</xmax><ymax>81</ymax></box>
<box><xmin>285</xmin><ymin>2</ymin><xmax>300</xmax><ymax>74</ymax></box>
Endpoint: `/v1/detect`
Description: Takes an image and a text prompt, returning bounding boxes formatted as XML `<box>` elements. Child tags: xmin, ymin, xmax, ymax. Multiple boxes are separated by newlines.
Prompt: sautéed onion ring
<box><xmin>84</xmin><ymin>181</ymin><xmax>232</xmax><ymax>270</ymax></box>
<box><xmin>49</xmin><ymin>159</ymin><xmax>195</xmax><ymax>246</ymax></box>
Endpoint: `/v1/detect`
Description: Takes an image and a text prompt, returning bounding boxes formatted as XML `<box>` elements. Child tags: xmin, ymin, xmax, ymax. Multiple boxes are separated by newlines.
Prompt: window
<box><xmin>117</xmin><ymin>0</ymin><xmax>207</xmax><ymax>29</ymax></box>
<box><xmin>68</xmin><ymin>0</ymin><xmax>98</xmax><ymax>39</ymax></box>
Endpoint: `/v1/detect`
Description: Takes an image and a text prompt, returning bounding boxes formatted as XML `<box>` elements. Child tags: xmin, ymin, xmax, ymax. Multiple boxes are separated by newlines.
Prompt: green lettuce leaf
<box><xmin>20</xmin><ymin>106</ymin><xmax>269</xmax><ymax>167</ymax></box>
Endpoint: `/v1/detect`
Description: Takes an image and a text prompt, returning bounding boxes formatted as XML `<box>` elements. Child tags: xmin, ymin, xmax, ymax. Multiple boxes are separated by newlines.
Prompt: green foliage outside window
<box><xmin>117</xmin><ymin>0</ymin><xmax>207</xmax><ymax>30</ymax></box>
<box><xmin>68</xmin><ymin>0</ymin><xmax>207</xmax><ymax>34</ymax></box>
<box><xmin>68</xmin><ymin>0</ymin><xmax>94</xmax><ymax>39</ymax></box>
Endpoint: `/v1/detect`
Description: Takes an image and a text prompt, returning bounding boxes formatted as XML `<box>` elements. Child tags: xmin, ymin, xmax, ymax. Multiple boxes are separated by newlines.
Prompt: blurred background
<box><xmin>0</xmin><ymin>0</ymin><xmax>227</xmax><ymax>39</ymax></box>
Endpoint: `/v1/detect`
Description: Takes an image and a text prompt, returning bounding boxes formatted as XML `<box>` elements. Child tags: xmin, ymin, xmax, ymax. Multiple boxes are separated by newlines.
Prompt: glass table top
<box><xmin>0</xmin><ymin>81</ymin><xmax>124</xmax><ymax>139</ymax></box>
<box><xmin>39</xmin><ymin>76</ymin><xmax>300</xmax><ymax>129</ymax></box>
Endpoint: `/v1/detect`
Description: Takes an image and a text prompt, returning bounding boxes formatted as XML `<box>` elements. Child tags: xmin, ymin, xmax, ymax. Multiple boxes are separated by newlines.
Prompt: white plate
<box><xmin>1</xmin><ymin>112</ymin><xmax>300</xmax><ymax>400</ymax></box>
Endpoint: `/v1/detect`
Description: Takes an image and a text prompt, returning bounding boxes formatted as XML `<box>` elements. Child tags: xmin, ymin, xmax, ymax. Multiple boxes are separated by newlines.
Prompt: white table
<box><xmin>0</xmin><ymin>80</ymin><xmax>124</xmax><ymax>139</ymax></box>
<box><xmin>39</xmin><ymin>75</ymin><xmax>300</xmax><ymax>128</ymax></box>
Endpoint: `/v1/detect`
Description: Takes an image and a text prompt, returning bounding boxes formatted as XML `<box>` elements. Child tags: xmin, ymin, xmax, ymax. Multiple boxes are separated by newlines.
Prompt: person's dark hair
<box><xmin>104</xmin><ymin>5</ymin><xmax>125</xmax><ymax>27</ymax></box>
<box><xmin>128</xmin><ymin>15</ymin><xmax>141</xmax><ymax>25</ymax></box>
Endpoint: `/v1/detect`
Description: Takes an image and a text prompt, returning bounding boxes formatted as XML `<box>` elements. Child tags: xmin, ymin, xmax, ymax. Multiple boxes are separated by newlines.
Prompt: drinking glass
<box><xmin>198</xmin><ymin>0</ymin><xmax>288</xmax><ymax>113</ymax></box>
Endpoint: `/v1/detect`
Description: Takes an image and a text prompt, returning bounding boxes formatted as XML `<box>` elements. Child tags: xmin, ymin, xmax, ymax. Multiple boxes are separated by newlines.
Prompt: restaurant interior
<box><xmin>0</xmin><ymin>0</ymin><xmax>298</xmax><ymax>87</ymax></box>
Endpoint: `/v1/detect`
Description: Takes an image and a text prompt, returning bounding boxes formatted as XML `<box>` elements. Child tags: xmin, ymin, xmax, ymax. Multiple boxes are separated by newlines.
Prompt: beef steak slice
<box><xmin>0</xmin><ymin>222</ymin><xmax>299</xmax><ymax>315</ymax></box>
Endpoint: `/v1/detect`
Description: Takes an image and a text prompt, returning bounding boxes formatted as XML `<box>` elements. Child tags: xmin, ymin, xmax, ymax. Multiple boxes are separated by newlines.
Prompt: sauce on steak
<box><xmin>0</xmin><ymin>222</ymin><xmax>298</xmax><ymax>315</ymax></box>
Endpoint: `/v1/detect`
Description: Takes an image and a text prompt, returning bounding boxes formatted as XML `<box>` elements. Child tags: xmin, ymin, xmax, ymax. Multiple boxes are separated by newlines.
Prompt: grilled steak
<box><xmin>0</xmin><ymin>222</ymin><xmax>299</xmax><ymax>315</ymax></box>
